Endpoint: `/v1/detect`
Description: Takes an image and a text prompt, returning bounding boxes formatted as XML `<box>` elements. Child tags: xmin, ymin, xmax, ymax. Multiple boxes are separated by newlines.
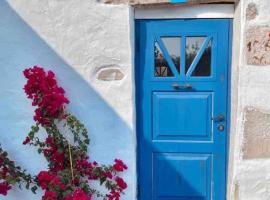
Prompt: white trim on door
<box><xmin>135</xmin><ymin>4</ymin><xmax>234</xmax><ymax>19</ymax></box>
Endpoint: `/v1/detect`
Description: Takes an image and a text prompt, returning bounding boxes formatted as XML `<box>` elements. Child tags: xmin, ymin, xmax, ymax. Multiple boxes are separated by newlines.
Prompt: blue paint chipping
<box><xmin>170</xmin><ymin>0</ymin><xmax>188</xmax><ymax>3</ymax></box>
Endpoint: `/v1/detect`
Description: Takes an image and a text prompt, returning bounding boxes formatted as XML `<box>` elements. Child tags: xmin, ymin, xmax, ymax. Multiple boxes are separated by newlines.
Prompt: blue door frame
<box><xmin>135</xmin><ymin>19</ymin><xmax>232</xmax><ymax>200</ymax></box>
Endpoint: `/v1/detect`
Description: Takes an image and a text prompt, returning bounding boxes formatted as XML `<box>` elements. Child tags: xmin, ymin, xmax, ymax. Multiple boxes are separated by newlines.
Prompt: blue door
<box><xmin>136</xmin><ymin>19</ymin><xmax>231</xmax><ymax>200</ymax></box>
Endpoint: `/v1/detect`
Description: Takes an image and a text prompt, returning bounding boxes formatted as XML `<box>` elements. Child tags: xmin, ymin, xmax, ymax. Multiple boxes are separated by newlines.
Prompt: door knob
<box><xmin>212</xmin><ymin>114</ymin><xmax>225</xmax><ymax>122</ymax></box>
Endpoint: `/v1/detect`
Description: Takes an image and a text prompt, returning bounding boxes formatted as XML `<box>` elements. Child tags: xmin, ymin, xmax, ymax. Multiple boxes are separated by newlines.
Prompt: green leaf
<box><xmin>100</xmin><ymin>176</ymin><xmax>106</xmax><ymax>185</ymax></box>
<box><xmin>31</xmin><ymin>186</ymin><xmax>38</xmax><ymax>194</ymax></box>
<box><xmin>84</xmin><ymin>139</ymin><xmax>90</xmax><ymax>145</ymax></box>
<box><xmin>26</xmin><ymin>182</ymin><xmax>30</xmax><ymax>189</ymax></box>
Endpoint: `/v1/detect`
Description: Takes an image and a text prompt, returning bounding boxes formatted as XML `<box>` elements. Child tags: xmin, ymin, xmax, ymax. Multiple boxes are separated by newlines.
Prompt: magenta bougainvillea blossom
<box><xmin>23</xmin><ymin>66</ymin><xmax>70</xmax><ymax>125</ymax></box>
<box><xmin>0</xmin><ymin>66</ymin><xmax>128</xmax><ymax>200</ymax></box>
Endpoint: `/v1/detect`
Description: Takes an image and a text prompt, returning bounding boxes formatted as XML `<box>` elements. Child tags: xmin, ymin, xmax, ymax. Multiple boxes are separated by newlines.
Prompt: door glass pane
<box><xmin>185</xmin><ymin>37</ymin><xmax>212</xmax><ymax>77</ymax></box>
<box><xmin>185</xmin><ymin>37</ymin><xmax>205</xmax><ymax>74</ymax></box>
<box><xmin>161</xmin><ymin>37</ymin><xmax>181</xmax><ymax>73</ymax></box>
<box><xmin>192</xmin><ymin>40</ymin><xmax>212</xmax><ymax>77</ymax></box>
<box><xmin>154</xmin><ymin>42</ymin><xmax>173</xmax><ymax>77</ymax></box>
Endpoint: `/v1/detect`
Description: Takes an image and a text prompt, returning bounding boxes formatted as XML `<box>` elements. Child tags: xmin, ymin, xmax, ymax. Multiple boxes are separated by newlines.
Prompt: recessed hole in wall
<box><xmin>96</xmin><ymin>65</ymin><xmax>125</xmax><ymax>81</ymax></box>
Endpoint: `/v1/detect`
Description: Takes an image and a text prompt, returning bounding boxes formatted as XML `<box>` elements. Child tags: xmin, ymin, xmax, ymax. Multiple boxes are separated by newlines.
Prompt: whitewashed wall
<box><xmin>229</xmin><ymin>0</ymin><xmax>270</xmax><ymax>200</ymax></box>
<box><xmin>0</xmin><ymin>0</ymin><xmax>135</xmax><ymax>199</ymax></box>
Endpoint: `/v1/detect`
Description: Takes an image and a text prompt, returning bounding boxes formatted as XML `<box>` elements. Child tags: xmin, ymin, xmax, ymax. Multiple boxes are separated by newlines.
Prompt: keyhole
<box><xmin>218</xmin><ymin>124</ymin><xmax>225</xmax><ymax>132</ymax></box>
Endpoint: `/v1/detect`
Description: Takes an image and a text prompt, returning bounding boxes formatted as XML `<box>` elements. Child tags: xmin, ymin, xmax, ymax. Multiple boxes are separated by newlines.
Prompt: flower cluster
<box><xmin>34</xmin><ymin>137</ymin><xmax>128</xmax><ymax>200</ymax></box>
<box><xmin>23</xmin><ymin>66</ymin><xmax>69</xmax><ymax>125</ymax></box>
<box><xmin>0</xmin><ymin>66</ymin><xmax>128</xmax><ymax>200</ymax></box>
<box><xmin>42</xmin><ymin>136</ymin><xmax>65</xmax><ymax>172</ymax></box>
<box><xmin>113</xmin><ymin>159</ymin><xmax>128</xmax><ymax>172</ymax></box>
<box><xmin>74</xmin><ymin>158</ymin><xmax>128</xmax><ymax>200</ymax></box>
<box><xmin>0</xmin><ymin>152</ymin><xmax>11</xmax><ymax>196</ymax></box>
<box><xmin>21</xmin><ymin>66</ymin><xmax>127</xmax><ymax>200</ymax></box>
<box><xmin>37</xmin><ymin>171</ymin><xmax>66</xmax><ymax>191</ymax></box>
<box><xmin>0</xmin><ymin>145</ymin><xmax>34</xmax><ymax>196</ymax></box>
<box><xmin>65</xmin><ymin>188</ymin><xmax>91</xmax><ymax>200</ymax></box>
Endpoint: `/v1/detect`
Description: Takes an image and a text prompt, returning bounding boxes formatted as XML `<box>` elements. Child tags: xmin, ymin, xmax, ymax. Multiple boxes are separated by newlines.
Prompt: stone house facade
<box><xmin>0</xmin><ymin>0</ymin><xmax>270</xmax><ymax>200</ymax></box>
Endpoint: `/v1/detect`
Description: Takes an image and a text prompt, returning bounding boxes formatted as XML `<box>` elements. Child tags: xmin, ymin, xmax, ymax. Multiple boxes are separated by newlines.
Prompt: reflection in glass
<box><xmin>161</xmin><ymin>37</ymin><xmax>181</xmax><ymax>73</ymax></box>
<box><xmin>192</xmin><ymin>40</ymin><xmax>212</xmax><ymax>76</ymax></box>
<box><xmin>185</xmin><ymin>37</ymin><xmax>205</xmax><ymax>73</ymax></box>
<box><xmin>185</xmin><ymin>37</ymin><xmax>212</xmax><ymax>77</ymax></box>
<box><xmin>154</xmin><ymin>42</ymin><xmax>174</xmax><ymax>77</ymax></box>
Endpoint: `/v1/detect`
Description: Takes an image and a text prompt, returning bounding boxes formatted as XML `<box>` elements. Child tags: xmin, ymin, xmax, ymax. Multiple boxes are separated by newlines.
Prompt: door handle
<box><xmin>172</xmin><ymin>83</ymin><xmax>192</xmax><ymax>90</ymax></box>
<box><xmin>212</xmin><ymin>114</ymin><xmax>225</xmax><ymax>122</ymax></box>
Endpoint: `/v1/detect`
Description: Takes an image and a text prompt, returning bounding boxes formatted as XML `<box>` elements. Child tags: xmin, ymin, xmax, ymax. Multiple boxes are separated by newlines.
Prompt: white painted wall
<box><xmin>228</xmin><ymin>0</ymin><xmax>270</xmax><ymax>200</ymax></box>
<box><xmin>0</xmin><ymin>0</ymin><xmax>135</xmax><ymax>199</ymax></box>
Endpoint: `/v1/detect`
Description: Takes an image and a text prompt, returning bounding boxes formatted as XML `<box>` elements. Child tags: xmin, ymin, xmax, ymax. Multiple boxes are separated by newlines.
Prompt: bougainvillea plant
<box><xmin>0</xmin><ymin>145</ymin><xmax>34</xmax><ymax>196</ymax></box>
<box><xmin>0</xmin><ymin>66</ymin><xmax>128</xmax><ymax>200</ymax></box>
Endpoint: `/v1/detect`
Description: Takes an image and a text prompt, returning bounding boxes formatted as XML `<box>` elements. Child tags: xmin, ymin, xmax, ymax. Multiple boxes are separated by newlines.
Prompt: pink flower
<box><xmin>115</xmin><ymin>176</ymin><xmax>127</xmax><ymax>190</ymax></box>
<box><xmin>72</xmin><ymin>188</ymin><xmax>91</xmax><ymax>200</ymax></box>
<box><xmin>0</xmin><ymin>181</ymin><xmax>11</xmax><ymax>196</ymax></box>
<box><xmin>106</xmin><ymin>190</ymin><xmax>120</xmax><ymax>200</ymax></box>
<box><xmin>113</xmin><ymin>159</ymin><xmax>128</xmax><ymax>172</ymax></box>
<box><xmin>37</xmin><ymin>171</ymin><xmax>66</xmax><ymax>191</ymax></box>
<box><xmin>42</xmin><ymin>190</ymin><xmax>57</xmax><ymax>200</ymax></box>
<box><xmin>22</xmin><ymin>136</ymin><xmax>31</xmax><ymax>145</ymax></box>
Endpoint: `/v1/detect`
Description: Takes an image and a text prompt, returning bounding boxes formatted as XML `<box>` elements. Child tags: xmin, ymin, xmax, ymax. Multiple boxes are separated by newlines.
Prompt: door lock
<box><xmin>217</xmin><ymin>124</ymin><xmax>225</xmax><ymax>132</ymax></box>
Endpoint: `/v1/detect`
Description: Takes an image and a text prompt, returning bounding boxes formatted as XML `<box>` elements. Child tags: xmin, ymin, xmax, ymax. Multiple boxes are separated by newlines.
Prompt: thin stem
<box><xmin>68</xmin><ymin>143</ymin><xmax>74</xmax><ymax>185</ymax></box>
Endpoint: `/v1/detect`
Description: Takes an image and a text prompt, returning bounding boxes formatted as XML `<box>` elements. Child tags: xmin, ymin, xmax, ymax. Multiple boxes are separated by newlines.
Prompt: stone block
<box><xmin>246</xmin><ymin>3</ymin><xmax>258</xmax><ymax>21</ymax></box>
<box><xmin>246</xmin><ymin>26</ymin><xmax>270</xmax><ymax>65</ymax></box>
<box><xmin>243</xmin><ymin>107</ymin><xmax>270</xmax><ymax>159</ymax></box>
<box><xmin>234</xmin><ymin>182</ymin><xmax>240</xmax><ymax>200</ymax></box>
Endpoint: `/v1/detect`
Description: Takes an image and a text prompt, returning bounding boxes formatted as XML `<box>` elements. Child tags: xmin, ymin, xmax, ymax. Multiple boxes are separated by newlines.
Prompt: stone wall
<box><xmin>230</xmin><ymin>0</ymin><xmax>270</xmax><ymax>199</ymax></box>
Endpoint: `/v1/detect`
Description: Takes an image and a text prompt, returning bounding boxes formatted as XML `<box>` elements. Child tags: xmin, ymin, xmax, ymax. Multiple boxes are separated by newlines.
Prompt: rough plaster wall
<box><xmin>231</xmin><ymin>0</ymin><xmax>270</xmax><ymax>199</ymax></box>
<box><xmin>0</xmin><ymin>0</ymin><xmax>135</xmax><ymax>199</ymax></box>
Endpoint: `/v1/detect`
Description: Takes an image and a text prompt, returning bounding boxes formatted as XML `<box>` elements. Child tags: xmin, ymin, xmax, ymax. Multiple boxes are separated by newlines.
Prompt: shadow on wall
<box><xmin>0</xmin><ymin>1</ymin><xmax>134</xmax><ymax>200</ymax></box>
<box><xmin>0</xmin><ymin>1</ymin><xmax>206</xmax><ymax>199</ymax></box>
<box><xmin>138</xmin><ymin>140</ymin><xmax>210</xmax><ymax>199</ymax></box>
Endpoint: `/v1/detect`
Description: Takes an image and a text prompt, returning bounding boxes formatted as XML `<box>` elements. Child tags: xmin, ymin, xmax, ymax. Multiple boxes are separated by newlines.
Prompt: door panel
<box><xmin>153</xmin><ymin>153</ymin><xmax>212</xmax><ymax>200</ymax></box>
<box><xmin>136</xmin><ymin>19</ymin><xmax>231</xmax><ymax>200</ymax></box>
<box><xmin>153</xmin><ymin>92</ymin><xmax>212</xmax><ymax>140</ymax></box>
